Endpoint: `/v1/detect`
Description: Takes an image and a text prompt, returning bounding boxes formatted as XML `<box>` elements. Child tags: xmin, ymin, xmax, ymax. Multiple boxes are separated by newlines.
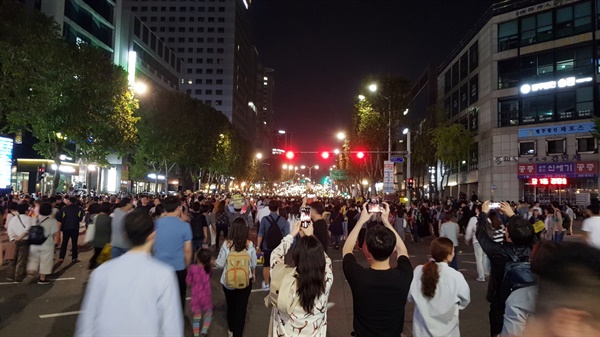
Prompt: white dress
<box><xmin>269</xmin><ymin>235</ymin><xmax>333</xmax><ymax>337</ymax></box>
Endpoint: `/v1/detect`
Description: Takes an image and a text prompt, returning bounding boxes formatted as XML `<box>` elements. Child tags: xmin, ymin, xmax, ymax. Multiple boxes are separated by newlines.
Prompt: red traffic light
<box><xmin>321</xmin><ymin>151</ymin><xmax>330</xmax><ymax>159</ymax></box>
<box><xmin>285</xmin><ymin>151</ymin><xmax>295</xmax><ymax>160</ymax></box>
<box><xmin>356</xmin><ymin>151</ymin><xmax>365</xmax><ymax>159</ymax></box>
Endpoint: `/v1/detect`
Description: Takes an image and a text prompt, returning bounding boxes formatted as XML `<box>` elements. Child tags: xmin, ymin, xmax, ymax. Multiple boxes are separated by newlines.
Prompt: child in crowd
<box><xmin>186</xmin><ymin>248</ymin><xmax>214</xmax><ymax>337</ymax></box>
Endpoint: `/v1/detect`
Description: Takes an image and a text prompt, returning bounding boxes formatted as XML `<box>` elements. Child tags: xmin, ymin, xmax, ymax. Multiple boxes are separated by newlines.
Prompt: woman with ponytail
<box><xmin>409</xmin><ymin>238</ymin><xmax>471</xmax><ymax>337</ymax></box>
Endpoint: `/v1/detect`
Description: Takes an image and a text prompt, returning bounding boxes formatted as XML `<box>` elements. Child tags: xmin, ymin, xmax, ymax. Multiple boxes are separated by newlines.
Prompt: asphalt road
<box><xmin>0</xmin><ymin>222</ymin><xmax>586</xmax><ymax>337</ymax></box>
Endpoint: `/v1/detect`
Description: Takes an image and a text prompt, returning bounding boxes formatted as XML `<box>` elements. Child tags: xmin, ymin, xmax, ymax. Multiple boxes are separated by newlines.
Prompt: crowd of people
<box><xmin>1</xmin><ymin>191</ymin><xmax>599</xmax><ymax>337</ymax></box>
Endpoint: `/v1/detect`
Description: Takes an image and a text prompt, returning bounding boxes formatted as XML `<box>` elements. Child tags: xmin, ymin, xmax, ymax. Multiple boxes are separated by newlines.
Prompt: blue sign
<box><xmin>518</xmin><ymin>122</ymin><xmax>594</xmax><ymax>138</ymax></box>
<box><xmin>0</xmin><ymin>137</ymin><xmax>13</xmax><ymax>188</ymax></box>
<box><xmin>390</xmin><ymin>156</ymin><xmax>404</xmax><ymax>163</ymax></box>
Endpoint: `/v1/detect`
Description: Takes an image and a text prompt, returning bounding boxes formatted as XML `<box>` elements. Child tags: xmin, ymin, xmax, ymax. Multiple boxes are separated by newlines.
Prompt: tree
<box><xmin>430</xmin><ymin>124</ymin><xmax>474</xmax><ymax>197</ymax></box>
<box><xmin>347</xmin><ymin>75</ymin><xmax>411</xmax><ymax>194</ymax></box>
<box><xmin>0</xmin><ymin>2</ymin><xmax>138</xmax><ymax>194</ymax></box>
<box><xmin>592</xmin><ymin>117</ymin><xmax>600</xmax><ymax>141</ymax></box>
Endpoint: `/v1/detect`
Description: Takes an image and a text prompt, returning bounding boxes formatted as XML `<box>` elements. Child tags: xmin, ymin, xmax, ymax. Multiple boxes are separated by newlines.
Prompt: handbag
<box><xmin>96</xmin><ymin>243</ymin><xmax>112</xmax><ymax>265</ymax></box>
<box><xmin>264</xmin><ymin>263</ymin><xmax>300</xmax><ymax>314</ymax></box>
<box><xmin>84</xmin><ymin>216</ymin><xmax>96</xmax><ymax>243</ymax></box>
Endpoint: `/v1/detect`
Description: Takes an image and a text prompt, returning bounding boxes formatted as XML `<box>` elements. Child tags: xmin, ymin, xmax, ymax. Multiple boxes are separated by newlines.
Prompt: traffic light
<box><xmin>320</xmin><ymin>151</ymin><xmax>330</xmax><ymax>159</ymax></box>
<box><xmin>285</xmin><ymin>151</ymin><xmax>295</xmax><ymax>160</ymax></box>
<box><xmin>407</xmin><ymin>177</ymin><xmax>413</xmax><ymax>190</ymax></box>
<box><xmin>36</xmin><ymin>166</ymin><xmax>45</xmax><ymax>182</ymax></box>
<box><xmin>356</xmin><ymin>151</ymin><xmax>365</xmax><ymax>159</ymax></box>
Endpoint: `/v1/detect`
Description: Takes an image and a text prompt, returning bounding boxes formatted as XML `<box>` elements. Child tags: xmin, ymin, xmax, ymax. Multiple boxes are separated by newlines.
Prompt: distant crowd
<box><xmin>1</xmin><ymin>192</ymin><xmax>599</xmax><ymax>337</ymax></box>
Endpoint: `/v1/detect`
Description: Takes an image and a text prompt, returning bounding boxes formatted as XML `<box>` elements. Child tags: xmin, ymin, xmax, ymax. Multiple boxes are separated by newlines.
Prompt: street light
<box><xmin>255</xmin><ymin>152</ymin><xmax>263</xmax><ymax>159</ymax></box>
<box><xmin>133</xmin><ymin>82</ymin><xmax>147</xmax><ymax>94</ymax></box>
<box><xmin>364</xmin><ymin>83</ymin><xmax>392</xmax><ymax>162</ymax></box>
<box><xmin>403</xmin><ymin>128</ymin><xmax>413</xmax><ymax>205</ymax></box>
<box><xmin>283</xmin><ymin>164</ymin><xmax>288</xmax><ymax>169</ymax></box>
<box><xmin>403</xmin><ymin>108</ymin><xmax>409</xmax><ymax>115</ymax></box>
<box><xmin>358</xmin><ymin>95</ymin><xmax>366</xmax><ymax>101</ymax></box>
<box><xmin>278</xmin><ymin>130</ymin><xmax>286</xmax><ymax>134</ymax></box>
<box><xmin>336</xmin><ymin>132</ymin><xmax>346</xmax><ymax>140</ymax></box>
<box><xmin>334</xmin><ymin>149</ymin><xmax>340</xmax><ymax>155</ymax></box>
<box><xmin>299</xmin><ymin>165</ymin><xmax>319</xmax><ymax>180</ymax></box>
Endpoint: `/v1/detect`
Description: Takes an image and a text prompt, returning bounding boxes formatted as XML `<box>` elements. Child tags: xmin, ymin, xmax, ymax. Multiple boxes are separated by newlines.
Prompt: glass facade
<box><xmin>443</xmin><ymin>40</ymin><xmax>479</xmax><ymax>119</ymax></box>
<box><xmin>498</xmin><ymin>1</ymin><xmax>594</xmax><ymax>52</ymax></box>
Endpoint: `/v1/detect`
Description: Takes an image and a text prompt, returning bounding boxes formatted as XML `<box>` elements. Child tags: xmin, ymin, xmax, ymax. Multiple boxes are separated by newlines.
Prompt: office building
<box><xmin>437</xmin><ymin>0</ymin><xmax>599</xmax><ymax>203</ymax></box>
<box><xmin>407</xmin><ymin>65</ymin><xmax>438</xmax><ymax>200</ymax></box>
<box><xmin>124</xmin><ymin>0</ymin><xmax>260</xmax><ymax>142</ymax></box>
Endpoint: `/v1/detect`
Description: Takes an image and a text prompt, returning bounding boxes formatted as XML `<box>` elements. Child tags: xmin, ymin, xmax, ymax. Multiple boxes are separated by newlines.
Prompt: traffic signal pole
<box><xmin>407</xmin><ymin>131</ymin><xmax>412</xmax><ymax>206</ymax></box>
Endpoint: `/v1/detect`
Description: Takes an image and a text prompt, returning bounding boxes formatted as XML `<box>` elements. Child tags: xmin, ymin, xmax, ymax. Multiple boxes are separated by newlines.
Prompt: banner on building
<box><xmin>517</xmin><ymin>161</ymin><xmax>597</xmax><ymax>179</ymax></box>
<box><xmin>517</xmin><ymin>122</ymin><xmax>594</xmax><ymax>138</ymax></box>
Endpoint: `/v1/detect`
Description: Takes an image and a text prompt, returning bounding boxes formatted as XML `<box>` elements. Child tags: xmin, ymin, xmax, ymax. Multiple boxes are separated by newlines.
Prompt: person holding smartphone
<box><xmin>343</xmin><ymin>202</ymin><xmax>413</xmax><ymax>337</ymax></box>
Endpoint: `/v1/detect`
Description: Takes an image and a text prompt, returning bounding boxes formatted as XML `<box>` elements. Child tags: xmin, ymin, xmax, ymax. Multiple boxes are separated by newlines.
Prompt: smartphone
<box><xmin>300</xmin><ymin>206</ymin><xmax>311</xmax><ymax>228</ymax></box>
<box><xmin>307</xmin><ymin>194</ymin><xmax>315</xmax><ymax>204</ymax></box>
<box><xmin>489</xmin><ymin>202</ymin><xmax>501</xmax><ymax>209</ymax></box>
<box><xmin>368</xmin><ymin>197</ymin><xmax>382</xmax><ymax>213</ymax></box>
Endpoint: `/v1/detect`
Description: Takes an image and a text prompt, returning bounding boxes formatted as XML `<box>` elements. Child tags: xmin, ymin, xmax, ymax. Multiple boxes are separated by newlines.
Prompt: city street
<box><xmin>0</xmin><ymin>222</ymin><xmax>585</xmax><ymax>337</ymax></box>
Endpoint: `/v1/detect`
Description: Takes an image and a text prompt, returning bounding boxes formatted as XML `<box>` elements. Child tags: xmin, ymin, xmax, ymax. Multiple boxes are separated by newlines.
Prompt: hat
<box><xmin>233</xmin><ymin>202</ymin><xmax>243</xmax><ymax>211</ymax></box>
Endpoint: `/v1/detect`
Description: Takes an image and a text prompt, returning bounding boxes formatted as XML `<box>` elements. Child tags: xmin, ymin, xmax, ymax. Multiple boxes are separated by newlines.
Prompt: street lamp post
<box><xmin>403</xmin><ymin>128</ymin><xmax>412</xmax><ymax>205</ymax></box>
<box><xmin>300</xmin><ymin>165</ymin><xmax>319</xmax><ymax>180</ymax></box>
<box><xmin>368</xmin><ymin>84</ymin><xmax>392</xmax><ymax>162</ymax></box>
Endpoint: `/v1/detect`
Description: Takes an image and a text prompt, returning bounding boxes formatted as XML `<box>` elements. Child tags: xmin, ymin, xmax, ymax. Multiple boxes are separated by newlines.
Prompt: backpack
<box><xmin>264</xmin><ymin>264</ymin><xmax>300</xmax><ymax>314</ymax></box>
<box><xmin>225</xmin><ymin>240</ymin><xmax>251</xmax><ymax>289</ymax></box>
<box><xmin>216</xmin><ymin>212</ymin><xmax>229</xmax><ymax>226</ymax></box>
<box><xmin>29</xmin><ymin>217</ymin><xmax>50</xmax><ymax>245</ymax></box>
<box><xmin>500</xmin><ymin>248</ymin><xmax>536</xmax><ymax>302</ymax></box>
<box><xmin>265</xmin><ymin>215</ymin><xmax>283</xmax><ymax>250</ymax></box>
<box><xmin>190</xmin><ymin>214</ymin><xmax>207</xmax><ymax>241</ymax></box>
<box><xmin>561</xmin><ymin>211</ymin><xmax>571</xmax><ymax>231</ymax></box>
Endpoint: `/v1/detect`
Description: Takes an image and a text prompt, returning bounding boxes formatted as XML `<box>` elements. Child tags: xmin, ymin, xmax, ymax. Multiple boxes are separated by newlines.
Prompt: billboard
<box><xmin>0</xmin><ymin>137</ymin><xmax>13</xmax><ymax>188</ymax></box>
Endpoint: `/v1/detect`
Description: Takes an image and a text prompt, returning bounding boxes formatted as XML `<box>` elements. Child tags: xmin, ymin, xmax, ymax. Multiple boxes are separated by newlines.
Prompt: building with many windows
<box><xmin>125</xmin><ymin>0</ymin><xmax>261</xmax><ymax>142</ymax></box>
<box><xmin>437</xmin><ymin>0</ymin><xmax>599</xmax><ymax>203</ymax></box>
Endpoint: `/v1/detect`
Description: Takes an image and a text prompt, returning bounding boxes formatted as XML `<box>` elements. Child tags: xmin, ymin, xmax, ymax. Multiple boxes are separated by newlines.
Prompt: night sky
<box><xmin>251</xmin><ymin>0</ymin><xmax>496</xmax><ymax>161</ymax></box>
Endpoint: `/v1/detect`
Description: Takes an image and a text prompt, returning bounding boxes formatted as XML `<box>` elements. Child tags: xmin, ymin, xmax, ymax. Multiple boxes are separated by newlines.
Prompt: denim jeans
<box><xmin>553</xmin><ymin>231</ymin><xmax>565</xmax><ymax>242</ymax></box>
<box><xmin>449</xmin><ymin>247</ymin><xmax>458</xmax><ymax>270</ymax></box>
<box><xmin>111</xmin><ymin>246</ymin><xmax>129</xmax><ymax>259</ymax></box>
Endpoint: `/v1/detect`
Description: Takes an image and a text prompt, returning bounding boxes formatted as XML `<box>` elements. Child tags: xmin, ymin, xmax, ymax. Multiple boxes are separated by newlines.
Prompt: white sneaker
<box><xmin>228</xmin><ymin>331</ymin><xmax>233</xmax><ymax>337</ymax></box>
<box><xmin>476</xmin><ymin>277</ymin><xmax>486</xmax><ymax>282</ymax></box>
<box><xmin>262</xmin><ymin>281</ymin><xmax>270</xmax><ymax>290</ymax></box>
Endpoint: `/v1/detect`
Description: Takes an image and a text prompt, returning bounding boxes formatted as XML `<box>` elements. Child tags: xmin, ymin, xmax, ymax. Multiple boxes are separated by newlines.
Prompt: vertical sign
<box><xmin>383</xmin><ymin>161</ymin><xmax>394</xmax><ymax>194</ymax></box>
<box><xmin>0</xmin><ymin>137</ymin><xmax>13</xmax><ymax>188</ymax></box>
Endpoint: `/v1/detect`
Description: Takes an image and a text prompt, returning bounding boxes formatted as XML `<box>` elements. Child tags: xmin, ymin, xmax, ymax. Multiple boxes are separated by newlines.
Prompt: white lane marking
<box><xmin>50</xmin><ymin>277</ymin><xmax>76</xmax><ymax>281</ymax></box>
<box><xmin>39</xmin><ymin>310</ymin><xmax>82</xmax><ymax>319</ymax></box>
<box><xmin>251</xmin><ymin>288</ymin><xmax>269</xmax><ymax>293</ymax></box>
<box><xmin>0</xmin><ymin>277</ymin><xmax>75</xmax><ymax>286</ymax></box>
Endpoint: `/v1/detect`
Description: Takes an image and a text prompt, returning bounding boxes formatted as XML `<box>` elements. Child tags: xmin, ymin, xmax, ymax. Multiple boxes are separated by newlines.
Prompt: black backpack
<box><xmin>265</xmin><ymin>215</ymin><xmax>283</xmax><ymax>250</ymax></box>
<box><xmin>29</xmin><ymin>217</ymin><xmax>50</xmax><ymax>245</ymax></box>
<box><xmin>190</xmin><ymin>213</ymin><xmax>207</xmax><ymax>241</ymax></box>
<box><xmin>500</xmin><ymin>247</ymin><xmax>536</xmax><ymax>302</ymax></box>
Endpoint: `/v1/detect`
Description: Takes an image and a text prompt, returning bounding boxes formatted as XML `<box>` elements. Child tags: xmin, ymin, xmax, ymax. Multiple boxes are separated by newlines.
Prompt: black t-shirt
<box><xmin>313</xmin><ymin>219</ymin><xmax>329</xmax><ymax>253</ymax></box>
<box><xmin>343</xmin><ymin>254</ymin><xmax>413</xmax><ymax>337</ymax></box>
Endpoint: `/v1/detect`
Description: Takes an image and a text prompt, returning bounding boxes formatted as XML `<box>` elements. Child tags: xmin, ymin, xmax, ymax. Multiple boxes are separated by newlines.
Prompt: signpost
<box><xmin>390</xmin><ymin>156</ymin><xmax>404</xmax><ymax>163</ymax></box>
<box><xmin>383</xmin><ymin>161</ymin><xmax>394</xmax><ymax>194</ymax></box>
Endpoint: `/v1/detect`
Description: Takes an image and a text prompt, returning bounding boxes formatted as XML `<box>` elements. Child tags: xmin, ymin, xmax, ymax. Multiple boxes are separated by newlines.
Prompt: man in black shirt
<box><xmin>343</xmin><ymin>202</ymin><xmax>413</xmax><ymax>337</ymax></box>
<box><xmin>57</xmin><ymin>196</ymin><xmax>84</xmax><ymax>263</ymax></box>
<box><xmin>307</xmin><ymin>200</ymin><xmax>329</xmax><ymax>253</ymax></box>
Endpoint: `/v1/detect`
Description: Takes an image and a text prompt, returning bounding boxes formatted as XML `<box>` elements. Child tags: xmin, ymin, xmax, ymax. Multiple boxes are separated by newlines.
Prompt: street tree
<box><xmin>430</xmin><ymin>124</ymin><xmax>474</xmax><ymax>197</ymax></box>
<box><xmin>0</xmin><ymin>2</ymin><xmax>138</xmax><ymax>193</ymax></box>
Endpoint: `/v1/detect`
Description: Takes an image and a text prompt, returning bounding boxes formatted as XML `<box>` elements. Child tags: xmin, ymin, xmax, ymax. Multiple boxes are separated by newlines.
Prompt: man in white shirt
<box><xmin>6</xmin><ymin>203</ymin><xmax>35</xmax><ymax>282</ymax></box>
<box><xmin>254</xmin><ymin>198</ymin><xmax>271</xmax><ymax>226</ymax></box>
<box><xmin>76</xmin><ymin>210</ymin><xmax>183</xmax><ymax>337</ymax></box>
<box><xmin>564</xmin><ymin>203</ymin><xmax>575</xmax><ymax>235</ymax></box>
<box><xmin>582</xmin><ymin>204</ymin><xmax>600</xmax><ymax>249</ymax></box>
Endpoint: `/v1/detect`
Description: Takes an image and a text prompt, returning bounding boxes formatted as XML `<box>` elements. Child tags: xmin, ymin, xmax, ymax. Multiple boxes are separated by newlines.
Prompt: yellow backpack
<box><xmin>225</xmin><ymin>240</ymin><xmax>251</xmax><ymax>289</ymax></box>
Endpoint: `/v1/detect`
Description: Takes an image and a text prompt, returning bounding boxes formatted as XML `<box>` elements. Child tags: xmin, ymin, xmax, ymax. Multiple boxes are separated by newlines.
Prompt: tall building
<box><xmin>13</xmin><ymin>0</ymin><xmax>185</xmax><ymax>194</ymax></box>
<box><xmin>407</xmin><ymin>65</ymin><xmax>438</xmax><ymax>200</ymax></box>
<box><xmin>124</xmin><ymin>0</ymin><xmax>260</xmax><ymax>141</ymax></box>
<box><xmin>255</xmin><ymin>67</ymin><xmax>275</xmax><ymax>156</ymax></box>
<box><xmin>437</xmin><ymin>0</ymin><xmax>599</xmax><ymax>203</ymax></box>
